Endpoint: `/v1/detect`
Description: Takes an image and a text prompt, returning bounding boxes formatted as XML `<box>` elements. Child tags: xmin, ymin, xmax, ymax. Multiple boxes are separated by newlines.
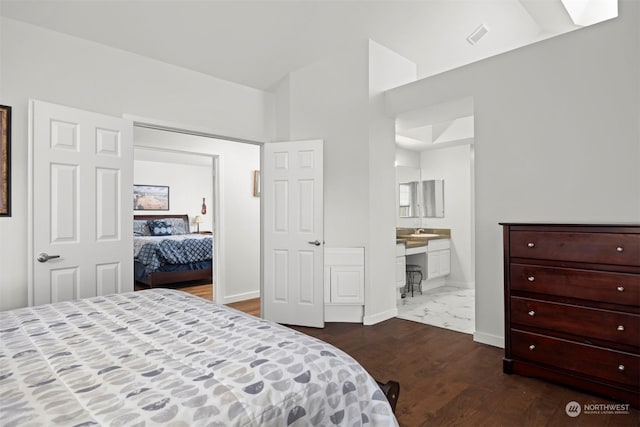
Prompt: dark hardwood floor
<box><xmin>170</xmin><ymin>285</ymin><xmax>640</xmax><ymax>426</ymax></box>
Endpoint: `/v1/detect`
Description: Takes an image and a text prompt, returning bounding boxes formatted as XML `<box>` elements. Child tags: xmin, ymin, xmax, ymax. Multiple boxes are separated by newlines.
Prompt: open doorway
<box><xmin>394</xmin><ymin>99</ymin><xmax>476</xmax><ymax>335</ymax></box>
<box><xmin>133</xmin><ymin>125</ymin><xmax>261</xmax><ymax>304</ymax></box>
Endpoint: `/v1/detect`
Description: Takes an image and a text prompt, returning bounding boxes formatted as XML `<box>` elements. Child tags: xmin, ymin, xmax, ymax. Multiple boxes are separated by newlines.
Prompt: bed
<box><xmin>134</xmin><ymin>214</ymin><xmax>213</xmax><ymax>287</ymax></box>
<box><xmin>1</xmin><ymin>288</ymin><xmax>399</xmax><ymax>426</ymax></box>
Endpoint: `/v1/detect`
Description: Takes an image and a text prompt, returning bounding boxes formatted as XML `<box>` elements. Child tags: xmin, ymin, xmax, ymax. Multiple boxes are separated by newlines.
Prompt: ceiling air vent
<box><xmin>467</xmin><ymin>24</ymin><xmax>489</xmax><ymax>45</ymax></box>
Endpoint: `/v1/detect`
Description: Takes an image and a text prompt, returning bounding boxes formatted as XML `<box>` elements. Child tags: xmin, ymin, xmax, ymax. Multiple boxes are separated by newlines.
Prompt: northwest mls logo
<box><xmin>565</xmin><ymin>401</ymin><xmax>631</xmax><ymax>417</ymax></box>
<box><xmin>565</xmin><ymin>401</ymin><xmax>581</xmax><ymax>417</ymax></box>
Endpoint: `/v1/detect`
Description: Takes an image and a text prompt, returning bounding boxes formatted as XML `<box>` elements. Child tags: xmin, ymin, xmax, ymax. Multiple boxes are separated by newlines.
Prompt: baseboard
<box><xmin>222</xmin><ymin>290</ymin><xmax>260</xmax><ymax>304</ymax></box>
<box><xmin>363</xmin><ymin>307</ymin><xmax>398</xmax><ymax>325</ymax></box>
<box><xmin>325</xmin><ymin>304</ymin><xmax>364</xmax><ymax>323</ymax></box>
<box><xmin>473</xmin><ymin>330</ymin><xmax>504</xmax><ymax>348</ymax></box>
<box><xmin>421</xmin><ymin>278</ymin><xmax>445</xmax><ymax>292</ymax></box>
<box><xmin>446</xmin><ymin>280</ymin><xmax>475</xmax><ymax>289</ymax></box>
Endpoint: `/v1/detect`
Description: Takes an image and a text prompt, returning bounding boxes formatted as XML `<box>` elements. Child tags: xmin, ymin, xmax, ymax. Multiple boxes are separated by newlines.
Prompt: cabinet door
<box><xmin>427</xmin><ymin>251</ymin><xmax>440</xmax><ymax>278</ymax></box>
<box><xmin>439</xmin><ymin>249</ymin><xmax>451</xmax><ymax>276</ymax></box>
<box><xmin>396</xmin><ymin>256</ymin><xmax>406</xmax><ymax>288</ymax></box>
<box><xmin>330</xmin><ymin>266</ymin><xmax>364</xmax><ymax>304</ymax></box>
<box><xmin>427</xmin><ymin>249</ymin><xmax>451</xmax><ymax>279</ymax></box>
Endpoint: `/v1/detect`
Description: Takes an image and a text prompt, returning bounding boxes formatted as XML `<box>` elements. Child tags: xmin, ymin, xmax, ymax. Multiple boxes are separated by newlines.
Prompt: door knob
<box><xmin>37</xmin><ymin>253</ymin><xmax>60</xmax><ymax>263</ymax></box>
<box><xmin>308</xmin><ymin>240</ymin><xmax>321</xmax><ymax>246</ymax></box>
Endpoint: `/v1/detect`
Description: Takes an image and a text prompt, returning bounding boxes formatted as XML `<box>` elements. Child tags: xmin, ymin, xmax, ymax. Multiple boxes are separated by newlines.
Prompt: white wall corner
<box><xmin>473</xmin><ymin>331</ymin><xmax>504</xmax><ymax>348</ymax></box>
<box><xmin>363</xmin><ymin>307</ymin><xmax>399</xmax><ymax>325</ymax></box>
<box><xmin>222</xmin><ymin>290</ymin><xmax>261</xmax><ymax>305</ymax></box>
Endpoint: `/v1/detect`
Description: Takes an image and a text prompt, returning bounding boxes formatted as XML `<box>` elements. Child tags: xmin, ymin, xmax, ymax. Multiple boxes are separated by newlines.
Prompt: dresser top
<box><xmin>500</xmin><ymin>222</ymin><xmax>640</xmax><ymax>227</ymax></box>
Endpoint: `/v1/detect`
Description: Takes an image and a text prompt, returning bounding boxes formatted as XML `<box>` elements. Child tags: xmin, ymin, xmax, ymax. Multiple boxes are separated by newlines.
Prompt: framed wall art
<box><xmin>133</xmin><ymin>185</ymin><xmax>170</xmax><ymax>210</ymax></box>
<box><xmin>0</xmin><ymin>105</ymin><xmax>11</xmax><ymax>217</ymax></box>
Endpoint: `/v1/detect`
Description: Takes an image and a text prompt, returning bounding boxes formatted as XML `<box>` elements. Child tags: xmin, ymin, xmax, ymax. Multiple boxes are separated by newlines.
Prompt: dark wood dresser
<box><xmin>501</xmin><ymin>223</ymin><xmax>640</xmax><ymax>406</ymax></box>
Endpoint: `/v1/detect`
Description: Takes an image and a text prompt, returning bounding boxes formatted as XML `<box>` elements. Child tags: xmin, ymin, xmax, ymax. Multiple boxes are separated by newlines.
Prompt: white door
<box><xmin>262</xmin><ymin>140</ymin><xmax>324</xmax><ymax>327</ymax></box>
<box><xmin>29</xmin><ymin>100</ymin><xmax>133</xmax><ymax>306</ymax></box>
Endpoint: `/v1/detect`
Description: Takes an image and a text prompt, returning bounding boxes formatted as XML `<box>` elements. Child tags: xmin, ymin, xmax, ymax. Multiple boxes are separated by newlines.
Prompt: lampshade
<box><xmin>194</xmin><ymin>215</ymin><xmax>202</xmax><ymax>224</ymax></box>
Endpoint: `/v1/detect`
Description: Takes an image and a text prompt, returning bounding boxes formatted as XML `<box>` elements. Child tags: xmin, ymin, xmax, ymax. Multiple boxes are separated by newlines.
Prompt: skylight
<box><xmin>561</xmin><ymin>0</ymin><xmax>618</xmax><ymax>26</ymax></box>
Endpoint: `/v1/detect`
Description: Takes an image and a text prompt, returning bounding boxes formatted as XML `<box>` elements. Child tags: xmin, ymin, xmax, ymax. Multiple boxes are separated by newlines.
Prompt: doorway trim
<box><xmin>125</xmin><ymin>114</ymin><xmax>264</xmax><ymax>304</ymax></box>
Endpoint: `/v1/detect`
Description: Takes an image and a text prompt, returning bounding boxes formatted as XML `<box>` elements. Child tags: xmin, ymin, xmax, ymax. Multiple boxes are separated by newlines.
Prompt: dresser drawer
<box><xmin>510</xmin><ymin>264</ymin><xmax>640</xmax><ymax>308</ymax></box>
<box><xmin>511</xmin><ymin>297</ymin><xmax>640</xmax><ymax>348</ymax></box>
<box><xmin>510</xmin><ymin>231</ymin><xmax>640</xmax><ymax>266</ymax></box>
<box><xmin>511</xmin><ymin>329</ymin><xmax>639</xmax><ymax>388</ymax></box>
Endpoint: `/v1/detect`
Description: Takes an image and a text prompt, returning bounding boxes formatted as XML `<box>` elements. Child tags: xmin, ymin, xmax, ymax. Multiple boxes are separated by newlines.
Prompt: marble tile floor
<box><xmin>396</xmin><ymin>285</ymin><xmax>475</xmax><ymax>334</ymax></box>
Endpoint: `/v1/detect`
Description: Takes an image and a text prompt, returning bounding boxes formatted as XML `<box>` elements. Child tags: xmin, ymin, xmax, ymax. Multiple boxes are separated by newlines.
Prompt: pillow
<box><xmin>133</xmin><ymin>219</ymin><xmax>151</xmax><ymax>236</ymax></box>
<box><xmin>148</xmin><ymin>220</ymin><xmax>172</xmax><ymax>236</ymax></box>
<box><xmin>161</xmin><ymin>217</ymin><xmax>187</xmax><ymax>235</ymax></box>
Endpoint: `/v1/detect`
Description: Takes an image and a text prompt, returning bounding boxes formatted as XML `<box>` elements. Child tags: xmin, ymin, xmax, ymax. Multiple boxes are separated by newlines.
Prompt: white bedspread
<box><xmin>0</xmin><ymin>289</ymin><xmax>398</xmax><ymax>426</ymax></box>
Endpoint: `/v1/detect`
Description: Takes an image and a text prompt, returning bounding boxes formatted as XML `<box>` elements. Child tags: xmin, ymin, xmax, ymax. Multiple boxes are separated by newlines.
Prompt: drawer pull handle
<box><xmin>527</xmin><ymin>242</ymin><xmax>535</xmax><ymax>248</ymax></box>
<box><xmin>618</xmin><ymin>364</ymin><xmax>625</xmax><ymax>372</ymax></box>
<box><xmin>528</xmin><ymin>310</ymin><xmax>535</xmax><ymax>317</ymax></box>
<box><xmin>616</xmin><ymin>246</ymin><xmax>624</xmax><ymax>252</ymax></box>
<box><xmin>529</xmin><ymin>345</ymin><xmax>535</xmax><ymax>351</ymax></box>
<box><xmin>617</xmin><ymin>325</ymin><xmax>625</xmax><ymax>331</ymax></box>
<box><xmin>527</xmin><ymin>276</ymin><xmax>535</xmax><ymax>282</ymax></box>
<box><xmin>617</xmin><ymin>286</ymin><xmax>625</xmax><ymax>292</ymax></box>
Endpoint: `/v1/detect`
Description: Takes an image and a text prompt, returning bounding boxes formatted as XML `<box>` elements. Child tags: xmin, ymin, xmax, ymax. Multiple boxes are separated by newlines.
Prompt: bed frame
<box><xmin>134</xmin><ymin>214</ymin><xmax>213</xmax><ymax>287</ymax></box>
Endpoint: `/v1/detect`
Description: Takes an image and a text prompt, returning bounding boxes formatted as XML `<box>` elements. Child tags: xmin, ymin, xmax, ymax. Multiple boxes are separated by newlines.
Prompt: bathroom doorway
<box><xmin>394</xmin><ymin>101</ymin><xmax>476</xmax><ymax>335</ymax></box>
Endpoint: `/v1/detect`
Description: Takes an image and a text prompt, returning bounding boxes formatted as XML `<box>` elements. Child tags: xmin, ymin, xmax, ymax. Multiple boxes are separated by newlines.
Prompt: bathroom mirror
<box><xmin>398</xmin><ymin>181</ymin><xmax>419</xmax><ymax>217</ymax></box>
<box><xmin>423</xmin><ymin>179</ymin><xmax>444</xmax><ymax>218</ymax></box>
<box><xmin>396</xmin><ymin>166</ymin><xmax>421</xmax><ymax>218</ymax></box>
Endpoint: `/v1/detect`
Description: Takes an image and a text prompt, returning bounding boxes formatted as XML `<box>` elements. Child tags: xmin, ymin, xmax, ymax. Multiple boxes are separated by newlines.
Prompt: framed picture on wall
<box><xmin>133</xmin><ymin>185</ymin><xmax>170</xmax><ymax>210</ymax></box>
<box><xmin>0</xmin><ymin>105</ymin><xmax>11</xmax><ymax>217</ymax></box>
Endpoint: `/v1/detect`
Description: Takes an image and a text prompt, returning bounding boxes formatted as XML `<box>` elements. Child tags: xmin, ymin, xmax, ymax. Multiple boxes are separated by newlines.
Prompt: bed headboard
<box><xmin>134</xmin><ymin>214</ymin><xmax>190</xmax><ymax>234</ymax></box>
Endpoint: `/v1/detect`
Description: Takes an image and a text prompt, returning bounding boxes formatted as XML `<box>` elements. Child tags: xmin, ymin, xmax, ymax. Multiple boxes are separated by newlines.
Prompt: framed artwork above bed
<box><xmin>134</xmin><ymin>184</ymin><xmax>169</xmax><ymax>210</ymax></box>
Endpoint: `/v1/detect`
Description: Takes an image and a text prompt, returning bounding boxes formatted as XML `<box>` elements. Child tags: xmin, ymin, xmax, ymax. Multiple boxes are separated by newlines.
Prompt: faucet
<box><xmin>415</xmin><ymin>228</ymin><xmax>425</xmax><ymax>235</ymax></box>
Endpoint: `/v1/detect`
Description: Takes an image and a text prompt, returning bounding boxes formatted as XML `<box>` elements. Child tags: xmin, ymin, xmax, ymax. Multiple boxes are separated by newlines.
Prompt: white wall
<box><xmin>367</xmin><ymin>40</ymin><xmax>417</xmax><ymax>323</ymax></box>
<box><xmin>134</xmin><ymin>158</ymin><xmax>214</xmax><ymax>232</ymax></box>
<box><xmin>0</xmin><ymin>18</ymin><xmax>272</xmax><ymax>310</ymax></box>
<box><xmin>134</xmin><ymin>128</ymin><xmax>260</xmax><ymax>304</ymax></box>
<box><xmin>395</xmin><ymin>147</ymin><xmax>420</xmax><ymax>168</ymax></box>
<box><xmin>420</xmin><ymin>144</ymin><xmax>474</xmax><ymax>288</ymax></box>
<box><xmin>386</xmin><ymin>0</ymin><xmax>640</xmax><ymax>347</ymax></box>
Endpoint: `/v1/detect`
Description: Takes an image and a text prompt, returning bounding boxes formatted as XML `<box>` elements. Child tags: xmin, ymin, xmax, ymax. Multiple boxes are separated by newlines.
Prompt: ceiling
<box><xmin>1</xmin><ymin>0</ymin><xmax>586</xmax><ymax>152</ymax></box>
<box><xmin>0</xmin><ymin>0</ymin><xmax>579</xmax><ymax>92</ymax></box>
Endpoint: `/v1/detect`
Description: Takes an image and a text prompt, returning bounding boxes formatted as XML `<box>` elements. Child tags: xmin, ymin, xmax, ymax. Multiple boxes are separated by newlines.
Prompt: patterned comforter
<box><xmin>0</xmin><ymin>289</ymin><xmax>398</xmax><ymax>426</ymax></box>
<box><xmin>134</xmin><ymin>235</ymin><xmax>213</xmax><ymax>274</ymax></box>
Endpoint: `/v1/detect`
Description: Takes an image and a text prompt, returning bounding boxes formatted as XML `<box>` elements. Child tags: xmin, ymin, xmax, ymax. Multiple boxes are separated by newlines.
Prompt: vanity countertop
<box><xmin>396</xmin><ymin>228</ymin><xmax>451</xmax><ymax>248</ymax></box>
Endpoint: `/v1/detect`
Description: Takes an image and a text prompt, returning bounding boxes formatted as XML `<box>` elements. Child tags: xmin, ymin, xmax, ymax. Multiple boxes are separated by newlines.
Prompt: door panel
<box><xmin>263</xmin><ymin>140</ymin><xmax>324</xmax><ymax>327</ymax></box>
<box><xmin>30</xmin><ymin>100</ymin><xmax>133</xmax><ymax>305</ymax></box>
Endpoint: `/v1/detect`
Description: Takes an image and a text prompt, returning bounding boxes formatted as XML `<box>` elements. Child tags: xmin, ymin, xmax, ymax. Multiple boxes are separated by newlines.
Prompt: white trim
<box><xmin>222</xmin><ymin>290</ymin><xmax>260</xmax><ymax>305</ymax></box>
<box><xmin>123</xmin><ymin>114</ymin><xmax>265</xmax><ymax>145</ymax></box>
<box><xmin>133</xmin><ymin>145</ymin><xmax>222</xmax><ymax>302</ymax></box>
<box><xmin>363</xmin><ymin>307</ymin><xmax>398</xmax><ymax>325</ymax></box>
<box><xmin>445</xmin><ymin>280</ymin><xmax>475</xmax><ymax>289</ymax></box>
<box><xmin>124</xmin><ymin>113</ymin><xmax>262</xmax><ymax>305</ymax></box>
<box><xmin>325</xmin><ymin>304</ymin><xmax>364</xmax><ymax>323</ymax></box>
<box><xmin>473</xmin><ymin>331</ymin><xmax>504</xmax><ymax>348</ymax></box>
<box><xmin>27</xmin><ymin>100</ymin><xmax>35</xmax><ymax>307</ymax></box>
<box><xmin>421</xmin><ymin>277</ymin><xmax>446</xmax><ymax>291</ymax></box>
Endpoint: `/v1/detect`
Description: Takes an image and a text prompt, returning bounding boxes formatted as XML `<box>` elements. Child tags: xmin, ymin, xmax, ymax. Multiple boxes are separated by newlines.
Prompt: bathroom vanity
<box><xmin>396</xmin><ymin>228</ymin><xmax>451</xmax><ymax>296</ymax></box>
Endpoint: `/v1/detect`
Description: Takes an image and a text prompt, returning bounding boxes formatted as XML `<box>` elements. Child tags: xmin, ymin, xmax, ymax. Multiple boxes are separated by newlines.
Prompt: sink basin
<box><xmin>409</xmin><ymin>233</ymin><xmax>440</xmax><ymax>238</ymax></box>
